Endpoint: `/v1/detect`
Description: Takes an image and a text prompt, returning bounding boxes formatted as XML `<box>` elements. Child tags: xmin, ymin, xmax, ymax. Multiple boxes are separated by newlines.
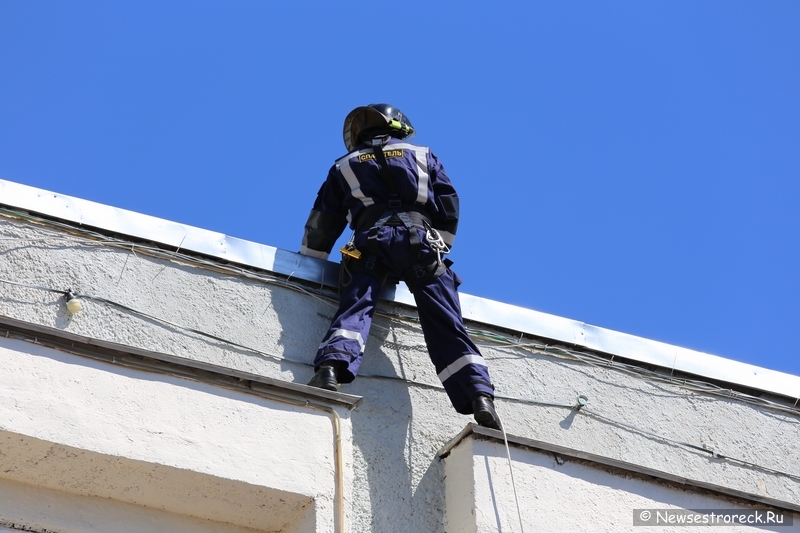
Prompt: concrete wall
<box><xmin>1</xmin><ymin>209</ymin><xmax>799</xmax><ymax>532</ymax></box>
<box><xmin>0</xmin><ymin>475</ymin><xmax>280</xmax><ymax>533</ymax></box>
<box><xmin>0</xmin><ymin>336</ymin><xmax>333</xmax><ymax>532</ymax></box>
<box><xmin>445</xmin><ymin>434</ymin><xmax>798</xmax><ymax>532</ymax></box>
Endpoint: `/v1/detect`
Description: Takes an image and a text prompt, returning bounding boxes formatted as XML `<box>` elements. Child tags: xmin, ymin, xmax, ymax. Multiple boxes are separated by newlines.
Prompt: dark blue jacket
<box><xmin>301</xmin><ymin>138</ymin><xmax>460</xmax><ymax>260</ymax></box>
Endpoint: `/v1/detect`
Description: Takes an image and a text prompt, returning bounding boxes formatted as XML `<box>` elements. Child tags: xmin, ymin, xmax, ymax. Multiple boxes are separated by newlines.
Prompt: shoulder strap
<box><xmin>369</xmin><ymin>136</ymin><xmax>400</xmax><ymax>205</ymax></box>
<box><xmin>363</xmin><ymin>136</ymin><xmax>424</xmax><ymax>263</ymax></box>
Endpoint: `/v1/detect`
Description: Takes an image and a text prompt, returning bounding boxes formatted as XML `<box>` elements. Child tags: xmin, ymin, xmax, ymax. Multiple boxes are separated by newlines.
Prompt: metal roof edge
<box><xmin>2</xmin><ymin>178</ymin><xmax>798</xmax><ymax>401</ymax></box>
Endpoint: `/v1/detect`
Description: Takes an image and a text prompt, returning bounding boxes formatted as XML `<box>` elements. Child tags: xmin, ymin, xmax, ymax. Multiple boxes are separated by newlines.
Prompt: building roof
<box><xmin>2</xmin><ymin>178</ymin><xmax>798</xmax><ymax>403</ymax></box>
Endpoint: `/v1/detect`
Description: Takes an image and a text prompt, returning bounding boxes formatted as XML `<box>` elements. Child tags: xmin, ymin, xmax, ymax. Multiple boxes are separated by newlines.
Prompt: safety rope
<box><xmin>497</xmin><ymin>411</ymin><xmax>526</xmax><ymax>533</ymax></box>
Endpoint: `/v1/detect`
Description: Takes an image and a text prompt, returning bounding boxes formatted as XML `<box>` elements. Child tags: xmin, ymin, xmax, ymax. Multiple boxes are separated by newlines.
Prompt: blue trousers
<box><xmin>314</xmin><ymin>226</ymin><xmax>494</xmax><ymax>414</ymax></box>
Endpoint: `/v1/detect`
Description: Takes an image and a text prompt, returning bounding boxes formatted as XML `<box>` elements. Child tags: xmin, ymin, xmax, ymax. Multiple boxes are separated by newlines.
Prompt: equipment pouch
<box><xmin>340</xmin><ymin>243</ymin><xmax>362</xmax><ymax>259</ymax></box>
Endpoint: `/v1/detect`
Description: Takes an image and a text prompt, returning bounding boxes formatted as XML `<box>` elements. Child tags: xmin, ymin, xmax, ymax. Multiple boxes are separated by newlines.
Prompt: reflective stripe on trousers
<box><xmin>437</xmin><ymin>353</ymin><xmax>488</xmax><ymax>382</ymax></box>
<box><xmin>320</xmin><ymin>329</ymin><xmax>366</xmax><ymax>353</ymax></box>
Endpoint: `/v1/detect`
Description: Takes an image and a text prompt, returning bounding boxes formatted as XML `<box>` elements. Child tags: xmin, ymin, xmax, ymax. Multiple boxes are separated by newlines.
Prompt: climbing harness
<box><xmin>341</xmin><ymin>136</ymin><xmax>451</xmax><ymax>291</ymax></box>
<box><xmin>338</xmin><ymin>232</ymin><xmax>360</xmax><ymax>289</ymax></box>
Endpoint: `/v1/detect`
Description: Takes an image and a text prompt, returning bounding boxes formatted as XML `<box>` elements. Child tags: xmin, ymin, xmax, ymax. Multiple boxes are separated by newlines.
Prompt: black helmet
<box><xmin>342</xmin><ymin>103</ymin><xmax>415</xmax><ymax>152</ymax></box>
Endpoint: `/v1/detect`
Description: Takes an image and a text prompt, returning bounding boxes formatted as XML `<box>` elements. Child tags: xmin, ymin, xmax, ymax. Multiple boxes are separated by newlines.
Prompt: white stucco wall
<box><xmin>445</xmin><ymin>435</ymin><xmax>799</xmax><ymax>533</ymax></box>
<box><xmin>1</xmin><ymin>208</ymin><xmax>798</xmax><ymax>532</ymax></box>
<box><xmin>0</xmin><ymin>475</ymin><xmax>274</xmax><ymax>533</ymax></box>
<box><xmin>0</xmin><ymin>336</ymin><xmax>336</xmax><ymax>532</ymax></box>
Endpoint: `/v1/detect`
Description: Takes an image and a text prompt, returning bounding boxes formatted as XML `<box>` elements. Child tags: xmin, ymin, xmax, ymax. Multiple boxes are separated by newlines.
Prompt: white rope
<box><xmin>497</xmin><ymin>412</ymin><xmax>526</xmax><ymax>533</ymax></box>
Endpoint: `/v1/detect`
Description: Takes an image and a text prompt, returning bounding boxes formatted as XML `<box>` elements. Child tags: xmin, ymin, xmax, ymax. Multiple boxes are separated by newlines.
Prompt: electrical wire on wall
<box><xmin>2</xmin><ymin>275</ymin><xmax>799</xmax><ymax>487</ymax></box>
<box><xmin>2</xmin><ymin>209</ymin><xmax>800</xmax><ymax>489</ymax></box>
<box><xmin>1</xmin><ymin>206</ymin><xmax>798</xmax><ymax>417</ymax></box>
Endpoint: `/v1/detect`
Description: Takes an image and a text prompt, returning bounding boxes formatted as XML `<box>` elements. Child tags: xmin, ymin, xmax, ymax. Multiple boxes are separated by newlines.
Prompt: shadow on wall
<box><xmin>266</xmin><ymin>250</ymin><xmax>341</xmax><ymax>382</ymax></box>
<box><xmin>271</xmin><ymin>272</ymin><xmax>448</xmax><ymax>532</ymax></box>
<box><xmin>269</xmin><ymin>286</ymin><xmax>333</xmax><ymax>382</ymax></box>
<box><xmin>330</xmin><ymin>317</ymin><xmax>448</xmax><ymax>532</ymax></box>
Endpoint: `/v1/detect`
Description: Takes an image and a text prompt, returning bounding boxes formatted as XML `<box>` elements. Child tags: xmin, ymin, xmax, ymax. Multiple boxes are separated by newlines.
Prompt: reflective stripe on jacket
<box><xmin>301</xmin><ymin>138</ymin><xmax>459</xmax><ymax>260</ymax></box>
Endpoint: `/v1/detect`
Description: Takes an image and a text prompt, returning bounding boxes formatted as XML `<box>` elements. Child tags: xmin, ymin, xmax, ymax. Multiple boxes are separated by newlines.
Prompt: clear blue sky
<box><xmin>2</xmin><ymin>2</ymin><xmax>798</xmax><ymax>377</ymax></box>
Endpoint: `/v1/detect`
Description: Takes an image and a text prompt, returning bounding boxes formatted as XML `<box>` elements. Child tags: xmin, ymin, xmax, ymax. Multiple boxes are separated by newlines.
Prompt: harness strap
<box><xmin>364</xmin><ymin>136</ymin><xmax>421</xmax><ymax>267</ymax></box>
<box><xmin>396</xmin><ymin>211</ymin><xmax>422</xmax><ymax>260</ymax></box>
<box><xmin>358</xmin><ymin>136</ymin><xmax>441</xmax><ymax>287</ymax></box>
<box><xmin>354</xmin><ymin>202</ymin><xmax>431</xmax><ymax>231</ymax></box>
<box><xmin>365</xmin><ymin>211</ymin><xmax>393</xmax><ymax>269</ymax></box>
<box><xmin>370</xmin><ymin>136</ymin><xmax>399</xmax><ymax>200</ymax></box>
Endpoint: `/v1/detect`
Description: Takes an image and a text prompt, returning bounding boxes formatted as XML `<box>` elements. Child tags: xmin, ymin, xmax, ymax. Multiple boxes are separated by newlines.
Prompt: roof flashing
<box><xmin>1</xmin><ymin>178</ymin><xmax>798</xmax><ymax>403</ymax></box>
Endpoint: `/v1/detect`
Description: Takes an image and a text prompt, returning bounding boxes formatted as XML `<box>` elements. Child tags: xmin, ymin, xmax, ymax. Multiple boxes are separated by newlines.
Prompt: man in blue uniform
<box><xmin>300</xmin><ymin>104</ymin><xmax>500</xmax><ymax>429</ymax></box>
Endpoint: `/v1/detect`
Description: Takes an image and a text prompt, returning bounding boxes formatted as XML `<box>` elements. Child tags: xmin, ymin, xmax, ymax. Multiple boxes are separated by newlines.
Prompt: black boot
<box><xmin>307</xmin><ymin>364</ymin><xmax>339</xmax><ymax>391</ymax></box>
<box><xmin>472</xmin><ymin>393</ymin><xmax>501</xmax><ymax>430</ymax></box>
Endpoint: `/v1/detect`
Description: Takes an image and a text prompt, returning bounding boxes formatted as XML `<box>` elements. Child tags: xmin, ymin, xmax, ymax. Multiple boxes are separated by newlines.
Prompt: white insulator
<box><xmin>66</xmin><ymin>298</ymin><xmax>84</xmax><ymax>314</ymax></box>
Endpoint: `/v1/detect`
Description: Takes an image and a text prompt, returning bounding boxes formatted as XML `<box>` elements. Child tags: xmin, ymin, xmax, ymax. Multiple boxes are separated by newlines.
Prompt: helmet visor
<box><xmin>343</xmin><ymin>106</ymin><xmax>390</xmax><ymax>151</ymax></box>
